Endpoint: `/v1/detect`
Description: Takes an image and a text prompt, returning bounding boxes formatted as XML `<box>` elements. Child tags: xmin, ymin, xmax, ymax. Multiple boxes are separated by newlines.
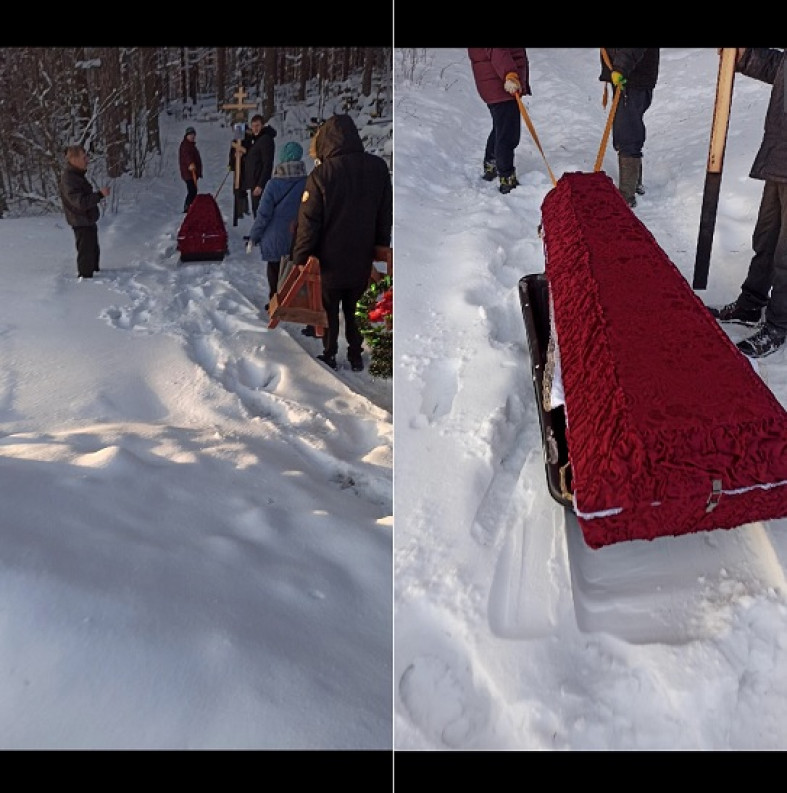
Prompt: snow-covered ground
<box><xmin>394</xmin><ymin>47</ymin><xmax>787</xmax><ymax>751</ymax></box>
<box><xmin>0</xmin><ymin>89</ymin><xmax>392</xmax><ymax>750</ymax></box>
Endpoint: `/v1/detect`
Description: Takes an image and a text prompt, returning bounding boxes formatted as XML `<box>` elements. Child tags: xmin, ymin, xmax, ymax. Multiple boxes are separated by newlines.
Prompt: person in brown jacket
<box><xmin>468</xmin><ymin>48</ymin><xmax>531</xmax><ymax>194</ymax></box>
<box><xmin>59</xmin><ymin>144</ymin><xmax>110</xmax><ymax>279</ymax></box>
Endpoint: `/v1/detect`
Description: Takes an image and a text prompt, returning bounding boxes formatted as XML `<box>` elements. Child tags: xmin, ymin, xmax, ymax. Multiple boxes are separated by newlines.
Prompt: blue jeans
<box><xmin>484</xmin><ymin>99</ymin><xmax>521</xmax><ymax>178</ymax></box>
<box><xmin>612</xmin><ymin>87</ymin><xmax>653</xmax><ymax>158</ymax></box>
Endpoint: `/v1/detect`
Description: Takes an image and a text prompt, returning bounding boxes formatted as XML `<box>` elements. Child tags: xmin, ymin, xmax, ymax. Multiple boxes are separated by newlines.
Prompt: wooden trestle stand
<box><xmin>267</xmin><ymin>246</ymin><xmax>393</xmax><ymax>337</ymax></box>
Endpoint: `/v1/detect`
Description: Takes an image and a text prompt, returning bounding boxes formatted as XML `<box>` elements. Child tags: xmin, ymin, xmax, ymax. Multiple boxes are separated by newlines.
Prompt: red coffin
<box><xmin>177</xmin><ymin>194</ymin><xmax>228</xmax><ymax>262</ymax></box>
<box><xmin>542</xmin><ymin>171</ymin><xmax>787</xmax><ymax>549</ymax></box>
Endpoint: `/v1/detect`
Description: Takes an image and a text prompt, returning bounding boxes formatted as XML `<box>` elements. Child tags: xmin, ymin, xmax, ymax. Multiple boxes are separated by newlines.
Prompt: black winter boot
<box><xmin>482</xmin><ymin>160</ymin><xmax>497</xmax><ymax>181</ymax></box>
<box><xmin>317</xmin><ymin>352</ymin><xmax>337</xmax><ymax>370</ymax></box>
<box><xmin>617</xmin><ymin>154</ymin><xmax>640</xmax><ymax>207</ymax></box>
<box><xmin>499</xmin><ymin>171</ymin><xmax>519</xmax><ymax>194</ymax></box>
<box><xmin>737</xmin><ymin>322</ymin><xmax>787</xmax><ymax>358</ymax></box>
<box><xmin>708</xmin><ymin>300</ymin><xmax>764</xmax><ymax>326</ymax></box>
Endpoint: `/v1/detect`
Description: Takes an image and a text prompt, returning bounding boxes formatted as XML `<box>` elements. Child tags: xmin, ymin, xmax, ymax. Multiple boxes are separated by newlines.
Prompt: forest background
<box><xmin>0</xmin><ymin>47</ymin><xmax>391</xmax><ymax>219</ymax></box>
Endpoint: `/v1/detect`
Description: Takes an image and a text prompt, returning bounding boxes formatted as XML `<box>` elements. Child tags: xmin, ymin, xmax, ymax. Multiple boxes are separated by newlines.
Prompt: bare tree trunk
<box><xmin>96</xmin><ymin>47</ymin><xmax>127</xmax><ymax>178</ymax></box>
<box><xmin>264</xmin><ymin>47</ymin><xmax>276</xmax><ymax>121</ymax></box>
<box><xmin>180</xmin><ymin>47</ymin><xmax>188</xmax><ymax>106</ymax></box>
<box><xmin>188</xmin><ymin>49</ymin><xmax>198</xmax><ymax>106</ymax></box>
<box><xmin>216</xmin><ymin>47</ymin><xmax>226</xmax><ymax>111</ymax></box>
<box><xmin>339</xmin><ymin>48</ymin><xmax>349</xmax><ymax>81</ymax></box>
<box><xmin>317</xmin><ymin>49</ymin><xmax>328</xmax><ymax>119</ymax></box>
<box><xmin>143</xmin><ymin>48</ymin><xmax>162</xmax><ymax>156</ymax></box>
<box><xmin>298</xmin><ymin>47</ymin><xmax>308</xmax><ymax>102</ymax></box>
<box><xmin>362</xmin><ymin>47</ymin><xmax>375</xmax><ymax>97</ymax></box>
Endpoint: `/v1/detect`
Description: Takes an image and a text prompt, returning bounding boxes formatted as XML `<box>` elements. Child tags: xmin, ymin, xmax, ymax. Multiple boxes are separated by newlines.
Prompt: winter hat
<box><xmin>279</xmin><ymin>141</ymin><xmax>303</xmax><ymax>164</ymax></box>
<box><xmin>185</xmin><ymin>126</ymin><xmax>196</xmax><ymax>136</ymax></box>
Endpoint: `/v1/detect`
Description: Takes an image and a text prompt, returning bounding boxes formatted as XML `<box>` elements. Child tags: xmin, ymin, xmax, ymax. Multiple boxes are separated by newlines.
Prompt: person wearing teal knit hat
<box><xmin>279</xmin><ymin>141</ymin><xmax>303</xmax><ymax>163</ymax></box>
<box><xmin>248</xmin><ymin>140</ymin><xmax>308</xmax><ymax>308</ymax></box>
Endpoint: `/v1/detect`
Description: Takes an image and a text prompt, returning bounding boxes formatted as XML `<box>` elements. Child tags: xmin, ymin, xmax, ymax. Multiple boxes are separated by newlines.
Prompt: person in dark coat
<box><xmin>179</xmin><ymin>126</ymin><xmax>202</xmax><ymax>213</ymax></box>
<box><xmin>248</xmin><ymin>140</ymin><xmax>308</xmax><ymax>308</ymax></box>
<box><xmin>59</xmin><ymin>144</ymin><xmax>110</xmax><ymax>279</ymax></box>
<box><xmin>291</xmin><ymin>115</ymin><xmax>393</xmax><ymax>371</ymax></box>
<box><xmin>228</xmin><ymin>120</ymin><xmax>254</xmax><ymax>216</ymax></box>
<box><xmin>468</xmin><ymin>48</ymin><xmax>531</xmax><ymax>194</ymax></box>
<box><xmin>708</xmin><ymin>47</ymin><xmax>787</xmax><ymax>358</ymax></box>
<box><xmin>598</xmin><ymin>48</ymin><xmax>660</xmax><ymax>206</ymax></box>
<box><xmin>243</xmin><ymin>114</ymin><xmax>277</xmax><ymax>219</ymax></box>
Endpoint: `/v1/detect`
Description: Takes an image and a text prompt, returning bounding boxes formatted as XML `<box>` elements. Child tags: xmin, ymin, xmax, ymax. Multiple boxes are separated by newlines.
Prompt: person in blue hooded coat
<box><xmin>248</xmin><ymin>141</ymin><xmax>308</xmax><ymax>308</ymax></box>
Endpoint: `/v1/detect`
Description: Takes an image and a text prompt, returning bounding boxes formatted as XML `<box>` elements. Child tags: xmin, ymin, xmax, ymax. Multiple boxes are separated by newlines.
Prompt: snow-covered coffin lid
<box><xmin>541</xmin><ymin>171</ymin><xmax>787</xmax><ymax>549</ymax></box>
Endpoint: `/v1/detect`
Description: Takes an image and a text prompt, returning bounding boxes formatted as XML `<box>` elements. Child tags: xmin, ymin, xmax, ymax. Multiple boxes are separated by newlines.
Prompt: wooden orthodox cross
<box><xmin>221</xmin><ymin>86</ymin><xmax>257</xmax><ymax>225</ymax></box>
<box><xmin>222</xmin><ymin>85</ymin><xmax>257</xmax><ymax>117</ymax></box>
<box><xmin>222</xmin><ymin>86</ymin><xmax>257</xmax><ymax>190</ymax></box>
<box><xmin>229</xmin><ymin>139</ymin><xmax>247</xmax><ymax>191</ymax></box>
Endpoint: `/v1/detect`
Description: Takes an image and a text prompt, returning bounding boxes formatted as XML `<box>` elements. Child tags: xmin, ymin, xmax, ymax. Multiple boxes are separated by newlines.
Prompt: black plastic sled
<box><xmin>518</xmin><ymin>273</ymin><xmax>573</xmax><ymax>509</ymax></box>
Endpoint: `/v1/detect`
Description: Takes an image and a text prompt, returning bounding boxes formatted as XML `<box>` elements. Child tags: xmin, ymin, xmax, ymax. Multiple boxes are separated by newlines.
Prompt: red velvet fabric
<box><xmin>542</xmin><ymin>171</ymin><xmax>787</xmax><ymax>549</ymax></box>
<box><xmin>177</xmin><ymin>194</ymin><xmax>227</xmax><ymax>257</ymax></box>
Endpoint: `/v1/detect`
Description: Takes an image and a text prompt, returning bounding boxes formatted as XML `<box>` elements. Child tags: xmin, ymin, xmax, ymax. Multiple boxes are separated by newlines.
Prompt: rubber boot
<box><xmin>617</xmin><ymin>154</ymin><xmax>639</xmax><ymax>207</ymax></box>
<box><xmin>635</xmin><ymin>159</ymin><xmax>645</xmax><ymax>196</ymax></box>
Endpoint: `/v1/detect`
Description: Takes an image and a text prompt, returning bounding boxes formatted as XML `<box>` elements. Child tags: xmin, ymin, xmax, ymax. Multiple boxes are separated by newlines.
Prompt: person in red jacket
<box><xmin>179</xmin><ymin>126</ymin><xmax>203</xmax><ymax>213</ymax></box>
<box><xmin>468</xmin><ymin>48</ymin><xmax>531</xmax><ymax>194</ymax></box>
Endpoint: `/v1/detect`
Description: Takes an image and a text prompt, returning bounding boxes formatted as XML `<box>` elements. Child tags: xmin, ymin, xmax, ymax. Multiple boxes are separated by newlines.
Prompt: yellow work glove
<box><xmin>503</xmin><ymin>71</ymin><xmax>521</xmax><ymax>95</ymax></box>
<box><xmin>611</xmin><ymin>71</ymin><xmax>626</xmax><ymax>89</ymax></box>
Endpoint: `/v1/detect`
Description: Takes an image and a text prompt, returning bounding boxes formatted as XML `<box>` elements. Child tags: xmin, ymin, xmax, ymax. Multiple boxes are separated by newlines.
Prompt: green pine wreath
<box><xmin>355</xmin><ymin>275</ymin><xmax>392</xmax><ymax>379</ymax></box>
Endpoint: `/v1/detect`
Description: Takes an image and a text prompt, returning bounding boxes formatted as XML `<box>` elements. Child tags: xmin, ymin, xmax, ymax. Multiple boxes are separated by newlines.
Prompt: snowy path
<box><xmin>0</xmin><ymin>106</ymin><xmax>393</xmax><ymax>749</ymax></box>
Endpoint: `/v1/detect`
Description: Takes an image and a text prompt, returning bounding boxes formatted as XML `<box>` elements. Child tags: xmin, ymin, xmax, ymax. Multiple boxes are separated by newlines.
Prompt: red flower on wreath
<box><xmin>356</xmin><ymin>275</ymin><xmax>393</xmax><ymax>379</ymax></box>
<box><xmin>368</xmin><ymin>287</ymin><xmax>392</xmax><ymax>326</ymax></box>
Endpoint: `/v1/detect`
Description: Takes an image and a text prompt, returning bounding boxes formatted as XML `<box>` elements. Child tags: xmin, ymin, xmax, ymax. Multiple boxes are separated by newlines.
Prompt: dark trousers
<box><xmin>484</xmin><ymin>99</ymin><xmax>521</xmax><ymax>178</ymax></box>
<box><xmin>72</xmin><ymin>225</ymin><xmax>100</xmax><ymax>277</ymax></box>
<box><xmin>235</xmin><ymin>189</ymin><xmax>249</xmax><ymax>217</ymax></box>
<box><xmin>267</xmin><ymin>260</ymin><xmax>280</xmax><ymax>299</ymax></box>
<box><xmin>184</xmin><ymin>180</ymin><xmax>198</xmax><ymax>212</ymax></box>
<box><xmin>251</xmin><ymin>192</ymin><xmax>262</xmax><ymax>218</ymax></box>
<box><xmin>612</xmin><ymin>87</ymin><xmax>653</xmax><ymax>158</ymax></box>
<box><xmin>321</xmin><ymin>283</ymin><xmax>368</xmax><ymax>358</ymax></box>
<box><xmin>739</xmin><ymin>180</ymin><xmax>787</xmax><ymax>331</ymax></box>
